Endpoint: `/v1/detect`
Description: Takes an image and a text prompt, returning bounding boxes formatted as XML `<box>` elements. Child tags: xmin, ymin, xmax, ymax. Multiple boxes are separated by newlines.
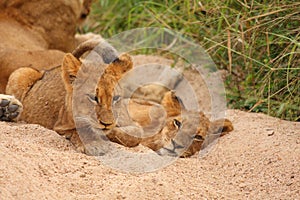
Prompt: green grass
<box><xmin>83</xmin><ymin>0</ymin><xmax>300</xmax><ymax>121</ymax></box>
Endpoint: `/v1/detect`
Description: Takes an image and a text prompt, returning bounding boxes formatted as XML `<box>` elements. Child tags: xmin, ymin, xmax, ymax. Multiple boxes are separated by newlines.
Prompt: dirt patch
<box><xmin>0</xmin><ymin>109</ymin><xmax>299</xmax><ymax>199</ymax></box>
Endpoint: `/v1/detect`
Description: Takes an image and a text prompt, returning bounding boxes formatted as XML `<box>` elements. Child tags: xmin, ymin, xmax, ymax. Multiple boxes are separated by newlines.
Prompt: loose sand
<box><xmin>0</xmin><ymin>109</ymin><xmax>299</xmax><ymax>199</ymax></box>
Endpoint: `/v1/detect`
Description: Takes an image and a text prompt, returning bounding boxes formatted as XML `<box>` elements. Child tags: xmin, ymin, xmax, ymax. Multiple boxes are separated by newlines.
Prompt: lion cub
<box><xmin>2</xmin><ymin>38</ymin><xmax>233</xmax><ymax>157</ymax></box>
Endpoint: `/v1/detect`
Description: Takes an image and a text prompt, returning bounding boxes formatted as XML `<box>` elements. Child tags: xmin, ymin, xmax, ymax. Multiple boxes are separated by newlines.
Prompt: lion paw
<box><xmin>0</xmin><ymin>94</ymin><xmax>23</xmax><ymax>122</ymax></box>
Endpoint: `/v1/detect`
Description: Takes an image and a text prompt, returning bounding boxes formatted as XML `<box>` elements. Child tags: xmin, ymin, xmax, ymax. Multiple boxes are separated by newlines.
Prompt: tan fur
<box><xmin>160</xmin><ymin>91</ymin><xmax>183</xmax><ymax>117</ymax></box>
<box><xmin>6</xmin><ymin>67</ymin><xmax>44</xmax><ymax>102</ymax></box>
<box><xmin>140</xmin><ymin>116</ymin><xmax>182</xmax><ymax>151</ymax></box>
<box><xmin>0</xmin><ymin>0</ymin><xmax>93</xmax><ymax>93</ymax></box>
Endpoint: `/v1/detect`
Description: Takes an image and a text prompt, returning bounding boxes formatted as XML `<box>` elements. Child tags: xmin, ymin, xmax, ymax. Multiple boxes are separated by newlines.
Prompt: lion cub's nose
<box><xmin>98</xmin><ymin>110</ymin><xmax>115</xmax><ymax>129</ymax></box>
<box><xmin>99</xmin><ymin>120</ymin><xmax>114</xmax><ymax>129</ymax></box>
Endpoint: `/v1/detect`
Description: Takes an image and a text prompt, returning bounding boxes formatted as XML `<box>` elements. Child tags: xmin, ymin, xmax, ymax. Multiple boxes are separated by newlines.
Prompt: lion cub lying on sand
<box><xmin>1</xmin><ymin>39</ymin><xmax>233</xmax><ymax>157</ymax></box>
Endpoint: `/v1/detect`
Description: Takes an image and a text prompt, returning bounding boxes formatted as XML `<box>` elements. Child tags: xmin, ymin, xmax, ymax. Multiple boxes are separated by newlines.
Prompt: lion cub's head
<box><xmin>62</xmin><ymin>52</ymin><xmax>132</xmax><ymax>128</ymax></box>
<box><xmin>90</xmin><ymin>54</ymin><xmax>133</xmax><ymax>129</ymax></box>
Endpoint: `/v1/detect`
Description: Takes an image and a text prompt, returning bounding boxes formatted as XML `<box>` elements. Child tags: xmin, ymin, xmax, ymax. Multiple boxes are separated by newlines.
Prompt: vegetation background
<box><xmin>82</xmin><ymin>0</ymin><xmax>300</xmax><ymax>121</ymax></box>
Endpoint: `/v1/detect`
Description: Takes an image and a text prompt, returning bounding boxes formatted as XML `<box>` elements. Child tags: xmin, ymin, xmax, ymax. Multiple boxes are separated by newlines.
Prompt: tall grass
<box><xmin>83</xmin><ymin>0</ymin><xmax>300</xmax><ymax>121</ymax></box>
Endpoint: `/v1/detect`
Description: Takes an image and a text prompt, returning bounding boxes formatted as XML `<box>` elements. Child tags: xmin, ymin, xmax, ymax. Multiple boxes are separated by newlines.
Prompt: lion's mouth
<box><xmin>99</xmin><ymin>121</ymin><xmax>115</xmax><ymax>130</ymax></box>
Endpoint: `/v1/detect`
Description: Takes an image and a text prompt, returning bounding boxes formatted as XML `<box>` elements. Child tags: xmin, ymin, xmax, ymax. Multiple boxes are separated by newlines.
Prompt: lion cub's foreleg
<box><xmin>1</xmin><ymin>67</ymin><xmax>43</xmax><ymax>122</ymax></box>
<box><xmin>6</xmin><ymin>67</ymin><xmax>44</xmax><ymax>102</ymax></box>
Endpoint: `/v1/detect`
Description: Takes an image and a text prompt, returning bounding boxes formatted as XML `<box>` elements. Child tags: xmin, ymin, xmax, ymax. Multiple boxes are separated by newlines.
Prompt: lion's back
<box><xmin>21</xmin><ymin>67</ymin><xmax>66</xmax><ymax>129</ymax></box>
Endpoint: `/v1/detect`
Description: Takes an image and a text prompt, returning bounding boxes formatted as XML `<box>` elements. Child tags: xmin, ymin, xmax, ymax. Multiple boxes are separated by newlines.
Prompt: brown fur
<box><xmin>0</xmin><ymin>0</ymin><xmax>93</xmax><ymax>93</ymax></box>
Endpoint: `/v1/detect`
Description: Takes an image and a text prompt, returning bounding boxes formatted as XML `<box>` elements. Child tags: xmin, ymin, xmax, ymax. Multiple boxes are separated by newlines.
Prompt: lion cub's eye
<box><xmin>112</xmin><ymin>95</ymin><xmax>121</xmax><ymax>103</ymax></box>
<box><xmin>173</xmin><ymin>119</ymin><xmax>182</xmax><ymax>129</ymax></box>
<box><xmin>87</xmin><ymin>94</ymin><xmax>99</xmax><ymax>104</ymax></box>
<box><xmin>194</xmin><ymin>135</ymin><xmax>204</xmax><ymax>141</ymax></box>
<box><xmin>94</xmin><ymin>96</ymin><xmax>99</xmax><ymax>103</ymax></box>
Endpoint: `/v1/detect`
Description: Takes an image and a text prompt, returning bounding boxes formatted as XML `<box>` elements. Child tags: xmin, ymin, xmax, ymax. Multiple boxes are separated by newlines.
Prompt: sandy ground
<box><xmin>0</xmin><ymin>109</ymin><xmax>299</xmax><ymax>199</ymax></box>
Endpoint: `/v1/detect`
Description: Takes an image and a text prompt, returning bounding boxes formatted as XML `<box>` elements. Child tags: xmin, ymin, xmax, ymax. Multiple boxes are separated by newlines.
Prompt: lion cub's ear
<box><xmin>62</xmin><ymin>53</ymin><xmax>82</xmax><ymax>85</ymax></box>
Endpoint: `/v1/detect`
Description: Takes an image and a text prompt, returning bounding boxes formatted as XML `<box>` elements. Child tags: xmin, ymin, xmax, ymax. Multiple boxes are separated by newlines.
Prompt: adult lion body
<box><xmin>0</xmin><ymin>0</ymin><xmax>93</xmax><ymax>93</ymax></box>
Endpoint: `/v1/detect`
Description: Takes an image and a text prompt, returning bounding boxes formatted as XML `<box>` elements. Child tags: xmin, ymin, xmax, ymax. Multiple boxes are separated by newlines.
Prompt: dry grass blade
<box><xmin>227</xmin><ymin>29</ymin><xmax>232</xmax><ymax>73</ymax></box>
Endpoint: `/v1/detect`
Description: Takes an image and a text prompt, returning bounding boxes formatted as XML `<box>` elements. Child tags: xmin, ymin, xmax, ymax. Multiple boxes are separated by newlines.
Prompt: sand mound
<box><xmin>0</xmin><ymin>109</ymin><xmax>299</xmax><ymax>199</ymax></box>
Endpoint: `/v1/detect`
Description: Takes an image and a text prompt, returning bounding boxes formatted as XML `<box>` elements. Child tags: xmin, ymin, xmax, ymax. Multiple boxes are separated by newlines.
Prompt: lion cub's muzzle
<box><xmin>99</xmin><ymin>120</ymin><xmax>115</xmax><ymax>130</ymax></box>
<box><xmin>97</xmin><ymin>110</ymin><xmax>115</xmax><ymax>130</ymax></box>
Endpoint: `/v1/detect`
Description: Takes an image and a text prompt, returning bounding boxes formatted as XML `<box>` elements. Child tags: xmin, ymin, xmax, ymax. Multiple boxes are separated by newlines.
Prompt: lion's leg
<box><xmin>6</xmin><ymin>67</ymin><xmax>44</xmax><ymax>101</ymax></box>
<box><xmin>1</xmin><ymin>67</ymin><xmax>42</xmax><ymax>122</ymax></box>
<box><xmin>82</xmin><ymin>125</ymin><xmax>143</xmax><ymax>156</ymax></box>
<box><xmin>106</xmin><ymin>126</ymin><xmax>143</xmax><ymax>147</ymax></box>
<box><xmin>0</xmin><ymin>94</ymin><xmax>23</xmax><ymax>122</ymax></box>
